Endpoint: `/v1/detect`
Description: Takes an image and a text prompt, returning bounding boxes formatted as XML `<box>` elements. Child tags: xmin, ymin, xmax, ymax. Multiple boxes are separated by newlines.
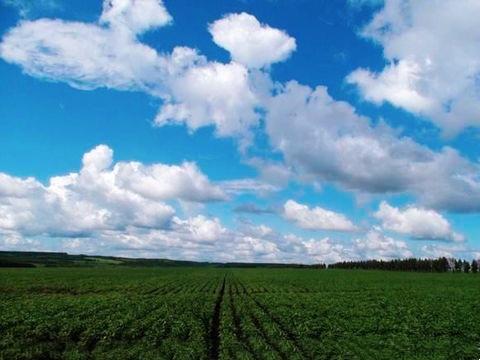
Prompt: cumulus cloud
<box><xmin>0</xmin><ymin>173</ymin><xmax>412</xmax><ymax>263</ymax></box>
<box><xmin>60</xmin><ymin>221</ymin><xmax>417</xmax><ymax>263</ymax></box>
<box><xmin>265</xmin><ymin>81</ymin><xmax>480</xmax><ymax>212</ymax></box>
<box><xmin>229</xmin><ymin>224</ymin><xmax>351</xmax><ymax>264</ymax></box>
<box><xmin>245</xmin><ymin>226</ymin><xmax>413</xmax><ymax>264</ymax></box>
<box><xmin>0</xmin><ymin>173</ymin><xmax>39</xmax><ymax>197</ymax></box>
<box><xmin>420</xmin><ymin>243</ymin><xmax>480</xmax><ymax>260</ymax></box>
<box><xmin>348</xmin><ymin>0</ymin><xmax>480</xmax><ymax>134</ymax></box>
<box><xmin>100</xmin><ymin>0</ymin><xmax>172</xmax><ymax>34</ymax></box>
<box><xmin>4</xmin><ymin>0</ymin><xmax>480</xmax><ymax>214</ymax></box>
<box><xmin>283</xmin><ymin>200</ymin><xmax>358</xmax><ymax>232</ymax></box>
<box><xmin>348</xmin><ymin>60</ymin><xmax>433</xmax><ymax>113</ymax></box>
<box><xmin>114</xmin><ymin>162</ymin><xmax>226</xmax><ymax>203</ymax></box>
<box><xmin>0</xmin><ymin>1</ymin><xmax>173</xmax><ymax>91</ymax></box>
<box><xmin>0</xmin><ymin>4</ymin><xmax>269</xmax><ymax>140</ymax></box>
<box><xmin>302</xmin><ymin>237</ymin><xmax>350</xmax><ymax>264</ymax></box>
<box><xmin>1</xmin><ymin>145</ymin><xmax>319</xmax><ymax>262</ymax></box>
<box><xmin>154</xmin><ymin>59</ymin><xmax>260</xmax><ymax>139</ymax></box>
<box><xmin>374</xmin><ymin>202</ymin><xmax>464</xmax><ymax>242</ymax></box>
<box><xmin>64</xmin><ymin>222</ymin><xmax>414</xmax><ymax>264</ymax></box>
<box><xmin>67</xmin><ymin>215</ymin><xmax>230</xmax><ymax>260</ymax></box>
<box><xmin>0</xmin><ymin>17</ymin><xmax>173</xmax><ymax>92</ymax></box>
<box><xmin>0</xmin><ymin>144</ymin><xmax>225</xmax><ymax>237</ymax></box>
<box><xmin>353</xmin><ymin>229</ymin><xmax>413</xmax><ymax>260</ymax></box>
<box><xmin>2</xmin><ymin>0</ymin><xmax>479</xmax><ymax>263</ymax></box>
<box><xmin>209</xmin><ymin>12</ymin><xmax>296</xmax><ymax>69</ymax></box>
<box><xmin>0</xmin><ymin>230</ymin><xmax>41</xmax><ymax>251</ymax></box>
<box><xmin>170</xmin><ymin>215</ymin><xmax>227</xmax><ymax>244</ymax></box>
<box><xmin>421</xmin><ymin>244</ymin><xmax>460</xmax><ymax>259</ymax></box>
<box><xmin>0</xmin><ymin>4</ymin><xmax>304</xmax><ymax>145</ymax></box>
<box><xmin>53</xmin><ymin>220</ymin><xmax>327</xmax><ymax>263</ymax></box>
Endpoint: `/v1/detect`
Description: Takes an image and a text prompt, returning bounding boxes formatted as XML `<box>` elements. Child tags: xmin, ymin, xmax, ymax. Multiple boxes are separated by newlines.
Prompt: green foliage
<box><xmin>329</xmin><ymin>257</ymin><xmax>452</xmax><ymax>272</ymax></box>
<box><xmin>472</xmin><ymin>260</ymin><xmax>478</xmax><ymax>273</ymax></box>
<box><xmin>1</xmin><ymin>267</ymin><xmax>480</xmax><ymax>359</ymax></box>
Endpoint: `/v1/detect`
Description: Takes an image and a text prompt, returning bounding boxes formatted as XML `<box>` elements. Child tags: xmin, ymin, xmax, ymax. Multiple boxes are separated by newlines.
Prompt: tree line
<box><xmin>328</xmin><ymin>257</ymin><xmax>479</xmax><ymax>273</ymax></box>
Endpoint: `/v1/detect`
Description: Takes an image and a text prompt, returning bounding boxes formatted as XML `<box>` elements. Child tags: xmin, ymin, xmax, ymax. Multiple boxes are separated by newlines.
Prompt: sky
<box><xmin>1</xmin><ymin>0</ymin><xmax>480</xmax><ymax>263</ymax></box>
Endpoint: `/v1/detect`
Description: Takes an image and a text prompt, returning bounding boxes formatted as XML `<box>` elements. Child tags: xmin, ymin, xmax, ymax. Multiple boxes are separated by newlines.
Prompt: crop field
<box><xmin>1</xmin><ymin>267</ymin><xmax>480</xmax><ymax>359</ymax></box>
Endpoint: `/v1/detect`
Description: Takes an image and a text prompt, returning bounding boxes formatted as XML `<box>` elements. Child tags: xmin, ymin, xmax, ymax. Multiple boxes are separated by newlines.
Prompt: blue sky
<box><xmin>0</xmin><ymin>0</ymin><xmax>479</xmax><ymax>263</ymax></box>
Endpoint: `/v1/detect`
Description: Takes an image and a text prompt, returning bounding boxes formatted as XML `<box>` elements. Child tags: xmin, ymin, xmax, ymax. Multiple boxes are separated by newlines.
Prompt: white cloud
<box><xmin>82</xmin><ymin>144</ymin><xmax>113</xmax><ymax>172</ymax></box>
<box><xmin>419</xmin><ymin>243</ymin><xmax>480</xmax><ymax>260</ymax></box>
<box><xmin>353</xmin><ymin>229</ymin><xmax>413</xmax><ymax>260</ymax></box>
<box><xmin>303</xmin><ymin>237</ymin><xmax>349</xmax><ymax>264</ymax></box>
<box><xmin>348</xmin><ymin>0</ymin><xmax>480</xmax><ymax>134</ymax></box>
<box><xmin>0</xmin><ymin>0</ymin><xmax>173</xmax><ymax>93</ymax></box>
<box><xmin>0</xmin><ymin>7</ymin><xmax>271</xmax><ymax>143</ymax></box>
<box><xmin>169</xmin><ymin>215</ymin><xmax>227</xmax><ymax>244</ymax></box>
<box><xmin>100</xmin><ymin>0</ymin><xmax>172</xmax><ymax>34</ymax></box>
<box><xmin>155</xmin><ymin>60</ymin><xmax>260</xmax><ymax>139</ymax></box>
<box><xmin>2</xmin><ymin>0</ymin><xmax>480</xmax><ymax>249</ymax></box>
<box><xmin>348</xmin><ymin>59</ymin><xmax>433</xmax><ymax>113</ymax></box>
<box><xmin>0</xmin><ymin>144</ymin><xmax>225</xmax><ymax>237</ymax></box>
<box><xmin>374</xmin><ymin>202</ymin><xmax>464</xmax><ymax>242</ymax></box>
<box><xmin>1</xmin><ymin>146</ymin><xmax>320</xmax><ymax>262</ymax></box>
<box><xmin>265</xmin><ymin>81</ymin><xmax>480</xmax><ymax>212</ymax></box>
<box><xmin>209</xmin><ymin>12</ymin><xmax>296</xmax><ymax>69</ymax></box>
<box><xmin>1</xmin><ymin>194</ymin><xmax>415</xmax><ymax>263</ymax></box>
<box><xmin>55</xmin><ymin>220</ymin><xmax>280</xmax><ymax>263</ymax></box>
<box><xmin>114</xmin><ymin>161</ymin><xmax>226</xmax><ymax>203</ymax></box>
<box><xmin>421</xmin><ymin>244</ymin><xmax>457</xmax><ymax>259</ymax></box>
<box><xmin>283</xmin><ymin>200</ymin><xmax>358</xmax><ymax>232</ymax></box>
<box><xmin>0</xmin><ymin>19</ymin><xmax>163</xmax><ymax>91</ymax></box>
<box><xmin>0</xmin><ymin>230</ymin><xmax>41</xmax><ymax>251</ymax></box>
<box><xmin>58</xmin><ymin>223</ymin><xmax>416</xmax><ymax>263</ymax></box>
<box><xmin>0</xmin><ymin>146</ymin><xmax>419</xmax><ymax>263</ymax></box>
<box><xmin>0</xmin><ymin>173</ymin><xmax>39</xmax><ymax>197</ymax></box>
<box><xmin>229</xmin><ymin>224</ymin><xmax>350</xmax><ymax>264</ymax></box>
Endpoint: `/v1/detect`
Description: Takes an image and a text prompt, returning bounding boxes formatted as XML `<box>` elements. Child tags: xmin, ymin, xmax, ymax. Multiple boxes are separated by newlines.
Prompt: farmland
<box><xmin>1</xmin><ymin>267</ymin><xmax>480</xmax><ymax>359</ymax></box>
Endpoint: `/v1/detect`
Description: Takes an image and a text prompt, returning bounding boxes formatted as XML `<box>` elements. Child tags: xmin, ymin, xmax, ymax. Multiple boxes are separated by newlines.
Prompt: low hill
<box><xmin>0</xmin><ymin>251</ymin><xmax>211</xmax><ymax>268</ymax></box>
<box><xmin>0</xmin><ymin>251</ymin><xmax>324</xmax><ymax>268</ymax></box>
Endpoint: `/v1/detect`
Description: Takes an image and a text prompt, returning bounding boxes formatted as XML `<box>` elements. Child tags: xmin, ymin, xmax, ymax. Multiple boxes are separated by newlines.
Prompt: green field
<box><xmin>1</xmin><ymin>267</ymin><xmax>479</xmax><ymax>359</ymax></box>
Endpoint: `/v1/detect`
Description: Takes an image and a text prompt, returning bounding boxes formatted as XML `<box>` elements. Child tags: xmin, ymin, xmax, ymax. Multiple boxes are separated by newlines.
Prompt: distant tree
<box><xmin>328</xmin><ymin>257</ymin><xmax>455</xmax><ymax>272</ymax></box>
<box><xmin>438</xmin><ymin>257</ymin><xmax>450</xmax><ymax>272</ymax></box>
<box><xmin>328</xmin><ymin>257</ymin><xmax>480</xmax><ymax>274</ymax></box>
<box><xmin>471</xmin><ymin>260</ymin><xmax>478</xmax><ymax>274</ymax></box>
<box><xmin>454</xmin><ymin>259</ymin><xmax>463</xmax><ymax>272</ymax></box>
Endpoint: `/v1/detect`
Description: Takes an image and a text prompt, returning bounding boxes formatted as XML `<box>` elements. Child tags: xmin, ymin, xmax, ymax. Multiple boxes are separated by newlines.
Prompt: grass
<box><xmin>1</xmin><ymin>267</ymin><xmax>479</xmax><ymax>359</ymax></box>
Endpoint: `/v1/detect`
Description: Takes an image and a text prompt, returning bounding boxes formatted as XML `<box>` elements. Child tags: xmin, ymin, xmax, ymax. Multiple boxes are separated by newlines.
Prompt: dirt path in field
<box><xmin>209</xmin><ymin>276</ymin><xmax>226</xmax><ymax>360</ymax></box>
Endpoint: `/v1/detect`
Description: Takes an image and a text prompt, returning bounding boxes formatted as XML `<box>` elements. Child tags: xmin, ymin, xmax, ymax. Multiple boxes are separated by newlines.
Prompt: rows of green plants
<box><xmin>2</xmin><ymin>267</ymin><xmax>480</xmax><ymax>359</ymax></box>
<box><xmin>0</xmin><ymin>268</ymin><xmax>223</xmax><ymax>359</ymax></box>
<box><xmin>218</xmin><ymin>269</ymin><xmax>480</xmax><ymax>359</ymax></box>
